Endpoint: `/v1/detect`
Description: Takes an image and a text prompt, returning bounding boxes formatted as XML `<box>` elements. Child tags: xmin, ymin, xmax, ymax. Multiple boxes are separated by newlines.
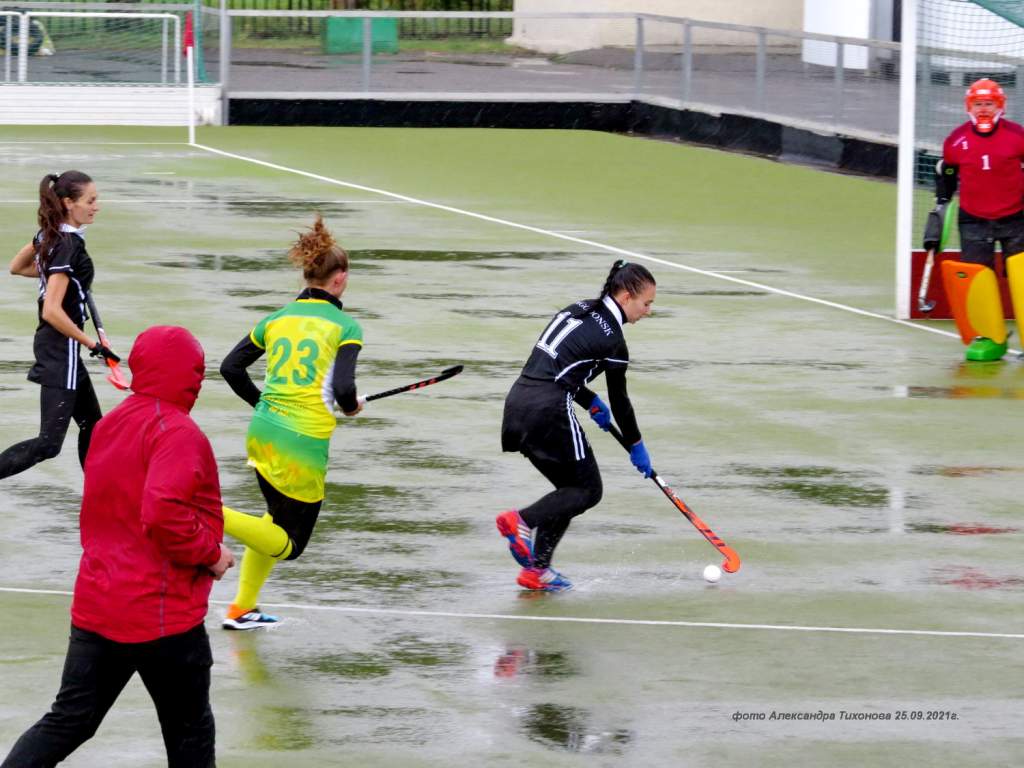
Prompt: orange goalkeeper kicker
<box><xmin>606</xmin><ymin>424</ymin><xmax>741</xmax><ymax>573</ymax></box>
<box><xmin>940</xmin><ymin>261</ymin><xmax>1006</xmax><ymax>345</ymax></box>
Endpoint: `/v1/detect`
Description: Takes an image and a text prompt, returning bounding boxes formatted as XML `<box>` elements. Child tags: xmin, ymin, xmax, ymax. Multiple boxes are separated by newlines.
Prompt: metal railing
<box><xmin>4</xmin><ymin>7</ymin><xmax>1024</xmax><ymax>141</ymax></box>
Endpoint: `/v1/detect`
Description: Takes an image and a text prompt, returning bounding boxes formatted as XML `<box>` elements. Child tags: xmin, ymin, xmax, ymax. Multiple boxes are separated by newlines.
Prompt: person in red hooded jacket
<box><xmin>1</xmin><ymin>325</ymin><xmax>235</xmax><ymax>768</ymax></box>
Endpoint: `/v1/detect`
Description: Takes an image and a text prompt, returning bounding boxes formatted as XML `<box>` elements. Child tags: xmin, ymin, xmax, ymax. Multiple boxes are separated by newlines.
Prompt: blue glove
<box><xmin>588</xmin><ymin>395</ymin><xmax>612</xmax><ymax>431</ymax></box>
<box><xmin>629</xmin><ymin>440</ymin><xmax>652</xmax><ymax>478</ymax></box>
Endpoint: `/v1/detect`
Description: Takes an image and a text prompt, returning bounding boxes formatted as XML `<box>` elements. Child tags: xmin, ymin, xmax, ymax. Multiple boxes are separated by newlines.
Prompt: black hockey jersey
<box><xmin>520</xmin><ymin>295</ymin><xmax>630</xmax><ymax>393</ymax></box>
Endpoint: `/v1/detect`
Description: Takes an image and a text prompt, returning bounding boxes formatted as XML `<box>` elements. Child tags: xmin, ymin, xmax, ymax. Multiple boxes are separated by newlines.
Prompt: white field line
<box><xmin>0</xmin><ymin>141</ymin><xmax>185</xmax><ymax>145</ymax></box>
<box><xmin>0</xmin><ymin>199</ymin><xmax>409</xmax><ymax>205</ymax></box>
<box><xmin>2</xmin><ymin>587</ymin><xmax>1022</xmax><ymax>640</ymax></box>
<box><xmin>190</xmin><ymin>142</ymin><xmax>984</xmax><ymax>348</ymax></box>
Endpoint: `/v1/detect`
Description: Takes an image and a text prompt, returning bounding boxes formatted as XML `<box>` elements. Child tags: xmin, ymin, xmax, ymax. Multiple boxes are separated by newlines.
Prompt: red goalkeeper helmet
<box><xmin>965</xmin><ymin>78</ymin><xmax>1006</xmax><ymax>133</ymax></box>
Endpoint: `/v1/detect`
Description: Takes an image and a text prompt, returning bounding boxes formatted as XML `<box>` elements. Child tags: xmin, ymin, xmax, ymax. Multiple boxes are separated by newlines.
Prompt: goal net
<box><xmin>0</xmin><ymin>9</ymin><xmax>216</xmax><ymax>132</ymax></box>
<box><xmin>897</xmin><ymin>0</ymin><xmax>1024</xmax><ymax>318</ymax></box>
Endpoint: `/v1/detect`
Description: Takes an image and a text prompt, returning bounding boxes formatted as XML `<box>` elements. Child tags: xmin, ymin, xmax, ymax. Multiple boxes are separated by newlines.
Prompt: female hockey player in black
<box><xmin>1</xmin><ymin>171</ymin><xmax>119</xmax><ymax>479</ymax></box>
<box><xmin>497</xmin><ymin>260</ymin><xmax>656</xmax><ymax>592</ymax></box>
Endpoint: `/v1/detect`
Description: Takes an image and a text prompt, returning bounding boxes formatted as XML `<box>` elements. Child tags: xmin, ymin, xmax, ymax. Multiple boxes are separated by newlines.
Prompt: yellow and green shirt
<box><xmin>245</xmin><ymin>293</ymin><xmax>362</xmax><ymax>502</ymax></box>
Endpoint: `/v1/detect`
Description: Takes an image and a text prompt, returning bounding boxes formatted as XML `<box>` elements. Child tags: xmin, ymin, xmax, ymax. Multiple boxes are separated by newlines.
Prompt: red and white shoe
<box><xmin>496</xmin><ymin>509</ymin><xmax>534</xmax><ymax>567</ymax></box>
<box><xmin>516</xmin><ymin>567</ymin><xmax>573</xmax><ymax>592</ymax></box>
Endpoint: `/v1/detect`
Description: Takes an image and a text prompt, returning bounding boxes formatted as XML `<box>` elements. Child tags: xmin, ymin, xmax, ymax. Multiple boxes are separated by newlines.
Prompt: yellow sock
<box><xmin>223</xmin><ymin>505</ymin><xmax>293</xmax><ymax>560</ymax></box>
<box><xmin>230</xmin><ymin>546</ymin><xmax>276</xmax><ymax>615</ymax></box>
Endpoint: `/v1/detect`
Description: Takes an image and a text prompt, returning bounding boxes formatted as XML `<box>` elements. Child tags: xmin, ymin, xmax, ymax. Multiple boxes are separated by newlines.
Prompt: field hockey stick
<box><xmin>605</xmin><ymin>423</ymin><xmax>741</xmax><ymax>573</ymax></box>
<box><xmin>356</xmin><ymin>364</ymin><xmax>463</xmax><ymax>407</ymax></box>
<box><xmin>85</xmin><ymin>292</ymin><xmax>130</xmax><ymax>390</ymax></box>
<box><xmin>918</xmin><ymin>199</ymin><xmax>957</xmax><ymax>314</ymax></box>
<box><xmin>918</xmin><ymin>248</ymin><xmax>937</xmax><ymax>313</ymax></box>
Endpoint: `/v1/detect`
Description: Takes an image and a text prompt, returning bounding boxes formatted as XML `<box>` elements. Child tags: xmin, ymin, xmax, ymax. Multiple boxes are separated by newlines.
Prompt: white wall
<box><xmin>0</xmin><ymin>84</ymin><xmax>221</xmax><ymax>126</ymax></box>
<box><xmin>510</xmin><ymin>0</ymin><xmax>804</xmax><ymax>53</ymax></box>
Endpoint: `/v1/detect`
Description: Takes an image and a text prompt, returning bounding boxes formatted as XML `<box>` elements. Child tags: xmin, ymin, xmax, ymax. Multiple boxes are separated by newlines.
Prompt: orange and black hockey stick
<box><xmin>357</xmin><ymin>365</ymin><xmax>463</xmax><ymax>406</ymax></box>
<box><xmin>85</xmin><ymin>292</ymin><xmax>130</xmax><ymax>391</ymax></box>
<box><xmin>606</xmin><ymin>423</ymin><xmax>741</xmax><ymax>573</ymax></box>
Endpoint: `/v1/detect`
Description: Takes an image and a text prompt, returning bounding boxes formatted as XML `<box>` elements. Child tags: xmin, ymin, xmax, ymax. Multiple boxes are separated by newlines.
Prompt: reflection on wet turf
<box><xmin>911</xmin><ymin>465</ymin><xmax>1020</xmax><ymax>477</ymax></box>
<box><xmin>354</xmin><ymin>249</ymin><xmax>565</xmax><ymax>263</ymax></box>
<box><xmin>519</xmin><ymin>704</ymin><xmax>633</xmax><ymax>755</ymax></box>
<box><xmin>298</xmin><ymin>633</ymin><xmax>468</xmax><ymax>679</ymax></box>
<box><xmin>898</xmin><ymin>385</ymin><xmax>1024</xmax><ymax>399</ymax></box>
<box><xmin>493</xmin><ymin>647</ymin><xmax>579</xmax><ymax>679</ymax></box>
<box><xmin>933</xmin><ymin>566</ymin><xmax>1024</xmax><ymax>590</ymax></box>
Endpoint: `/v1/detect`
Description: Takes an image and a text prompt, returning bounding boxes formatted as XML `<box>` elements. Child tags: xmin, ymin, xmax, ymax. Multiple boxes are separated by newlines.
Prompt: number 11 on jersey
<box><xmin>536</xmin><ymin>311</ymin><xmax>582</xmax><ymax>359</ymax></box>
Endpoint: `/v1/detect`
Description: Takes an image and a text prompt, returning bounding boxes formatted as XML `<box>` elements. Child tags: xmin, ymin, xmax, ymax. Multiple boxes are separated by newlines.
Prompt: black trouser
<box><xmin>257</xmin><ymin>471</ymin><xmax>322</xmax><ymax>560</ymax></box>
<box><xmin>1</xmin><ymin>623</ymin><xmax>215</xmax><ymax>768</ymax></box>
<box><xmin>0</xmin><ymin>379</ymin><xmax>101</xmax><ymax>479</ymax></box>
<box><xmin>958</xmin><ymin>208</ymin><xmax>1024</xmax><ymax>268</ymax></box>
<box><xmin>519</xmin><ymin>450</ymin><xmax>603</xmax><ymax>570</ymax></box>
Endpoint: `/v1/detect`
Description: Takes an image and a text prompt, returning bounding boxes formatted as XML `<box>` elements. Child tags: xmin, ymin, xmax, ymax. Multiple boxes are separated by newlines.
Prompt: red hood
<box><xmin>128</xmin><ymin>326</ymin><xmax>205</xmax><ymax>411</ymax></box>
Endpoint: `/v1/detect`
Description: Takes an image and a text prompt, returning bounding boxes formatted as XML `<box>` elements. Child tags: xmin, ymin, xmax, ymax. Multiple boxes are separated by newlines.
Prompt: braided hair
<box><xmin>599</xmin><ymin>259</ymin><xmax>655</xmax><ymax>300</ymax></box>
<box><xmin>288</xmin><ymin>214</ymin><xmax>348</xmax><ymax>284</ymax></box>
<box><xmin>36</xmin><ymin>170</ymin><xmax>92</xmax><ymax>273</ymax></box>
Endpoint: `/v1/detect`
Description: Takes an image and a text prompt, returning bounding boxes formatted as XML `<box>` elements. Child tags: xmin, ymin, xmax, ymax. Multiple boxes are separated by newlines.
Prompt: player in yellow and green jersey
<box><xmin>218</xmin><ymin>215</ymin><xmax>362</xmax><ymax>630</ymax></box>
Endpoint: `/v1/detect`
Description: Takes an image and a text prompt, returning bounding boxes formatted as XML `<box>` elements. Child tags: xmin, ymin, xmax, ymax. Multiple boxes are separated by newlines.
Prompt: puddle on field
<box><xmin>357</xmin><ymin>357</ymin><xmax>517</xmax><ymax>379</ymax></box>
<box><xmin>911</xmin><ymin>464</ymin><xmax>1024</xmax><ymax>477</ymax></box>
<box><xmin>896</xmin><ymin>385</ymin><xmax>1024</xmax><ymax>400</ymax></box>
<box><xmin>907</xmin><ymin>522</ymin><xmax>1018</xmax><ymax>535</ymax></box>
<box><xmin>226</xmin><ymin>288</ymin><xmax>275</xmax><ymax>298</ymax></box>
<box><xmin>249</xmin><ymin>706</ymin><xmax>317</xmax><ymax>751</ymax></box>
<box><xmin>284</xmin><ymin>563</ymin><xmax>462</xmax><ymax>593</ymax></box>
<box><xmin>657</xmin><ymin>289</ymin><xmax>768</xmax><ymax>297</ymax></box>
<box><xmin>353</xmin><ymin>249</ymin><xmax>568</xmax><ymax>263</ymax></box>
<box><xmin>629</xmin><ymin>358</ymin><xmax>865</xmax><ymax>374</ymax></box>
<box><xmin>369</xmin><ymin>438</ymin><xmax>482</xmax><ymax>474</ymax></box>
<box><xmin>0</xmin><ymin>360</ymin><xmax>33</xmax><ymax>374</ymax></box>
<box><xmin>518</xmin><ymin>703</ymin><xmax>634</xmax><ymax>755</ymax></box>
<box><xmin>152</xmin><ymin>250</ymin><xmax>388</xmax><ymax>273</ymax></box>
<box><xmin>223</xmin><ymin>201</ymin><xmax>354</xmax><ymax>217</ymax></box>
<box><xmin>730</xmin><ymin>464</ymin><xmax>891</xmax><ymax>508</ymax></box>
<box><xmin>449</xmin><ymin>308</ymin><xmax>544</xmax><ymax>320</ymax></box>
<box><xmin>151</xmin><ymin>251</ymin><xmax>291</xmax><ymax>272</ymax></box>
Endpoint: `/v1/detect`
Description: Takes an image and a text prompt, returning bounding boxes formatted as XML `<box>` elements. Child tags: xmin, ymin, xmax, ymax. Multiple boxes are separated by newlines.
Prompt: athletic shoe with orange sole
<box><xmin>496</xmin><ymin>509</ymin><xmax>534</xmax><ymax>567</ymax></box>
<box><xmin>516</xmin><ymin>567</ymin><xmax>573</xmax><ymax>592</ymax></box>
<box><xmin>222</xmin><ymin>604</ymin><xmax>279</xmax><ymax>631</ymax></box>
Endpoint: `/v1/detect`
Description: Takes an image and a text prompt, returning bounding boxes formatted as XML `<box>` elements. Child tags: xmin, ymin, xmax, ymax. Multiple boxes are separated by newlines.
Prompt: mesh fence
<box><xmin>5</xmin><ymin>11</ymin><xmax>186</xmax><ymax>83</ymax></box>
<box><xmin>913</xmin><ymin>0</ymin><xmax>1024</xmax><ymax>246</ymax></box>
<box><xmin>635</xmin><ymin>18</ymin><xmax>900</xmax><ymax>136</ymax></box>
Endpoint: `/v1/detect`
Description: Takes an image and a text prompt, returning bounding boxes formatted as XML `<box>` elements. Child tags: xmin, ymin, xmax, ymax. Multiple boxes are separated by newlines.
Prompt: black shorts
<box><xmin>256</xmin><ymin>471</ymin><xmax>321</xmax><ymax>560</ymax></box>
<box><xmin>501</xmin><ymin>378</ymin><xmax>591</xmax><ymax>465</ymax></box>
<box><xmin>958</xmin><ymin>209</ymin><xmax>1024</xmax><ymax>268</ymax></box>
<box><xmin>27</xmin><ymin>324</ymin><xmax>88</xmax><ymax>390</ymax></box>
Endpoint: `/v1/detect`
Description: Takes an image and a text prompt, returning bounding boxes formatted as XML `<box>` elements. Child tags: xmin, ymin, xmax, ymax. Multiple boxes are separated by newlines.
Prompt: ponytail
<box><xmin>599</xmin><ymin>259</ymin><xmax>655</xmax><ymax>300</ymax></box>
<box><xmin>288</xmin><ymin>214</ymin><xmax>348</xmax><ymax>284</ymax></box>
<box><xmin>36</xmin><ymin>170</ymin><xmax>92</xmax><ymax>273</ymax></box>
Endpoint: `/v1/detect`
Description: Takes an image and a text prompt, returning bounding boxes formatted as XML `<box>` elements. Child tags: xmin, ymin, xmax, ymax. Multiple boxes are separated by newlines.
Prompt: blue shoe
<box><xmin>496</xmin><ymin>509</ymin><xmax>534</xmax><ymax>567</ymax></box>
<box><xmin>222</xmin><ymin>605</ymin><xmax>279</xmax><ymax>631</ymax></box>
<box><xmin>517</xmin><ymin>567</ymin><xmax>573</xmax><ymax>592</ymax></box>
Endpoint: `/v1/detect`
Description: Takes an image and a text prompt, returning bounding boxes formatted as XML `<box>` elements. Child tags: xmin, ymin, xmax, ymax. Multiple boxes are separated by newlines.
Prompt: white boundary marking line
<box><xmin>3</xmin><ymin>587</ymin><xmax>1022</xmax><ymax>640</ymax></box>
<box><xmin>190</xmin><ymin>142</ymin><xmax>972</xmax><ymax>346</ymax></box>
<box><xmin>0</xmin><ymin>141</ymin><xmax>185</xmax><ymax>145</ymax></box>
<box><xmin>0</xmin><ymin>199</ymin><xmax>409</xmax><ymax>205</ymax></box>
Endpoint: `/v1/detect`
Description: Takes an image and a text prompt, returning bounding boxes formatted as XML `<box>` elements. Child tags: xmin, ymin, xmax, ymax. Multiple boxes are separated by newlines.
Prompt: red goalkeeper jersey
<box><xmin>943</xmin><ymin>118</ymin><xmax>1024</xmax><ymax>219</ymax></box>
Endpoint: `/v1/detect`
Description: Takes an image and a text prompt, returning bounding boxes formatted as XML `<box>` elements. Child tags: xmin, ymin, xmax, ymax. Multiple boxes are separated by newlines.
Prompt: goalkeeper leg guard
<box><xmin>941</xmin><ymin>260</ymin><xmax>1007</xmax><ymax>360</ymax></box>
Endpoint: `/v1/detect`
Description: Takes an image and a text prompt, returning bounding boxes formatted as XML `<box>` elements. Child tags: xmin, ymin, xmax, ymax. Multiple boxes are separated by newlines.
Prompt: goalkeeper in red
<box><xmin>928</xmin><ymin>78</ymin><xmax>1024</xmax><ymax>360</ymax></box>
